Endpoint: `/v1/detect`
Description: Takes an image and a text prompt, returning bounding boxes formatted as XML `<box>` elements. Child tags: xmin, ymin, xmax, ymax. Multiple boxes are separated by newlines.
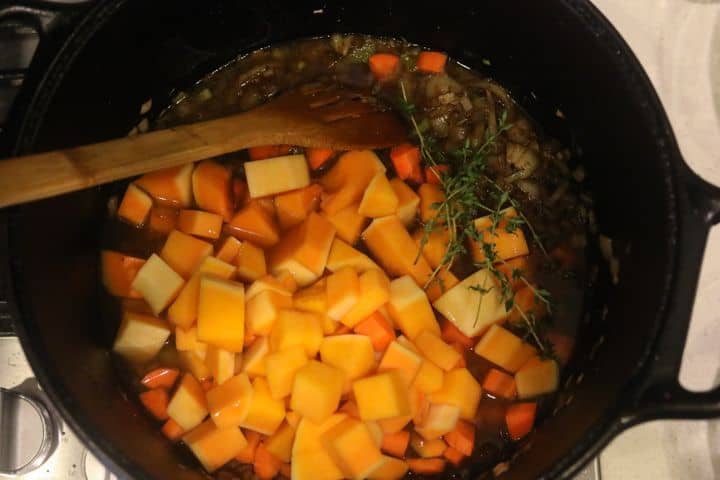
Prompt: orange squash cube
<box><xmin>285</xmin><ymin>410</ymin><xmax>302</xmax><ymax>430</ymax></box>
<box><xmin>175</xmin><ymin>326</ymin><xmax>208</xmax><ymax>358</ymax></box>
<box><xmin>291</xmin><ymin>414</ymin><xmax>348</xmax><ymax>480</ymax></box>
<box><xmin>274</xmin><ymin>184</ymin><xmax>323</xmax><ymax>230</ymax></box>
<box><xmin>148</xmin><ymin>206</ymin><xmax>179</xmax><ymax>234</ymax></box>
<box><xmin>177</xmin><ymin>210</ymin><xmax>223</xmax><ymax>239</ymax></box>
<box><xmin>244</xmin><ymin>154</ymin><xmax>310</xmax><ymax>198</ymax></box>
<box><xmin>292</xmin><ymin>278</ymin><xmax>326</xmax><ymax>314</ymax></box>
<box><xmin>131</xmin><ymin>253</ymin><xmax>185</xmax><ymax>315</ymax></box>
<box><xmin>206</xmin><ymin>373</ymin><xmax>254</xmax><ymax>428</ymax></box>
<box><xmin>265</xmin><ymin>422</ymin><xmax>296</xmax><ymax>462</ymax></box>
<box><xmin>389</xmin><ymin>178</ymin><xmax>420</xmax><ymax>226</ymax></box>
<box><xmin>273</xmin><ymin>270</ymin><xmax>298</xmax><ymax>293</ymax></box>
<box><xmin>320</xmin><ymin>335</ymin><xmax>375</xmax><ymax>386</ymax></box>
<box><xmin>197</xmin><ymin>276</ymin><xmax>245</xmax><ymax>352</ymax></box>
<box><xmin>515</xmin><ymin>357</ymin><xmax>560</xmax><ymax>399</ymax></box>
<box><xmin>415</xmin><ymin>403</ymin><xmax>460</xmax><ymax>440</ymax></box>
<box><xmin>414</xmin><ymin>331</ymin><xmax>462</xmax><ymax>372</ymax></box>
<box><xmin>507</xmin><ymin>286</ymin><xmax>548</xmax><ymax>325</ymax></box>
<box><xmin>362</xmin><ymin>216</ymin><xmax>434</xmax><ymax>287</ymax></box>
<box><xmin>473</xmin><ymin>324</ymin><xmax>525</xmax><ymax>371</ymax></box>
<box><xmin>227</xmin><ymin>201</ymin><xmax>280</xmax><ymax>248</ymax></box>
<box><xmin>358</xmin><ymin>173</ymin><xmax>399</xmax><ymax>217</ymax></box>
<box><xmin>178</xmin><ymin>350</ymin><xmax>212</xmax><ymax>380</ymax></box>
<box><xmin>245</xmin><ymin>289</ymin><xmax>292</xmax><ymax>336</ymax></box>
<box><xmin>377</xmin><ymin>416</ymin><xmax>412</xmax><ymax>434</ymax></box>
<box><xmin>412</xmin><ymin>359</ymin><xmax>445</xmax><ymax>394</ymax></box>
<box><xmin>245</xmin><ymin>275</ymin><xmax>295</xmax><ymax>300</ymax></box>
<box><xmin>353</xmin><ymin>371</ymin><xmax>411</xmax><ymax>421</ymax></box>
<box><xmin>369</xmin><ymin>456</ymin><xmax>409</xmax><ymax>480</ymax></box>
<box><xmin>117</xmin><ymin>183</ymin><xmax>152</xmax><ymax>226</ymax></box>
<box><xmin>418</xmin><ymin>183</ymin><xmax>444</xmax><ymax>224</ymax></box>
<box><xmin>482</xmin><ymin>368</ymin><xmax>517</xmax><ymax>400</ymax></box>
<box><xmin>495</xmin><ymin>255</ymin><xmax>531</xmax><ymax>292</ymax></box>
<box><xmin>290</xmin><ymin>361</ymin><xmax>345</xmax><ymax>424</ymax></box>
<box><xmin>468</xmin><ymin>207</ymin><xmax>529</xmax><ymax>263</ymax></box>
<box><xmin>320</xmin><ymin>418</ymin><xmax>385</xmax><ymax>479</ymax></box>
<box><xmin>135</xmin><ymin>164</ymin><xmax>193</xmax><ymax>207</ymax></box>
<box><xmin>101</xmin><ymin>250</ymin><xmax>145</xmax><ymax>298</ymax></box>
<box><xmin>160</xmin><ymin>229</ymin><xmax>213</xmax><ymax>279</ymax></box>
<box><xmin>377</xmin><ymin>340</ymin><xmax>423</xmax><ymax>387</ymax></box>
<box><xmin>322</xmin><ymin>203</ymin><xmax>368</xmax><ymax>245</ymax></box>
<box><xmin>234</xmin><ymin>241</ymin><xmax>266</xmax><ymax>282</ymax></box>
<box><xmin>112</xmin><ymin>311</ymin><xmax>171</xmax><ymax>364</ymax></box>
<box><xmin>504</xmin><ymin>342</ymin><xmax>538</xmax><ymax>373</ymax></box>
<box><xmin>192</xmin><ymin>160</ymin><xmax>233</xmax><ymax>221</ymax></box>
<box><xmin>215</xmin><ymin>236</ymin><xmax>242</xmax><ymax>263</ymax></box>
<box><xmin>428</xmin><ymin>368</ymin><xmax>482</xmax><ymax>421</ymax></box>
<box><xmin>412</xmin><ymin>228</ymin><xmax>450</xmax><ymax>269</ymax></box>
<box><xmin>353</xmin><ymin>312</ymin><xmax>396</xmax><ymax>352</ymax></box>
<box><xmin>326</xmin><ymin>238</ymin><xmax>379</xmax><ymax>273</ymax></box>
<box><xmin>341</xmin><ymin>269</ymin><xmax>390</xmax><ymax>327</ymax></box>
<box><xmin>241</xmin><ymin>336</ymin><xmax>270</xmax><ymax>377</ymax></box>
<box><xmin>167</xmin><ymin>373</ymin><xmax>208</xmax><ymax>431</ymax></box>
<box><xmin>265</xmin><ymin>346</ymin><xmax>309</xmax><ymax>399</ymax></box>
<box><xmin>241</xmin><ymin>377</ymin><xmax>286</xmax><ymax>435</ymax></box>
<box><xmin>183</xmin><ymin>419</ymin><xmax>247</xmax><ymax>472</ymax></box>
<box><xmin>320</xmin><ymin>150</ymin><xmax>386</xmax><ymax>214</ymax></box>
<box><xmin>269</xmin><ymin>309</ymin><xmax>323</xmax><ymax>356</ymax></box>
<box><xmin>205</xmin><ymin>346</ymin><xmax>236</xmax><ymax>386</ymax></box>
<box><xmin>326</xmin><ymin>267</ymin><xmax>360</xmax><ymax>321</ymax></box>
<box><xmin>386</xmin><ymin>276</ymin><xmax>440</xmax><ymax>340</ymax></box>
<box><xmin>167</xmin><ymin>255</ymin><xmax>235</xmax><ymax>328</ymax></box>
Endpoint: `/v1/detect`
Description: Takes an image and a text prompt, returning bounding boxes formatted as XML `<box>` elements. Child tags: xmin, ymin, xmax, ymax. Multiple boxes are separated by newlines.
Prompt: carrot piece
<box><xmin>450</xmin><ymin>342</ymin><xmax>467</xmax><ymax>368</ymax></box>
<box><xmin>236</xmin><ymin>430</ymin><xmax>262</xmax><ymax>464</ymax></box>
<box><xmin>254</xmin><ymin>443</ymin><xmax>281</xmax><ymax>479</ymax></box>
<box><xmin>417</xmin><ymin>51</ymin><xmax>448</xmax><ymax>73</ymax></box>
<box><xmin>161</xmin><ymin>418</ymin><xmax>185</xmax><ymax>441</ymax></box>
<box><xmin>353</xmin><ymin>311</ymin><xmax>396</xmax><ymax>352</ymax></box>
<box><xmin>140</xmin><ymin>367</ymin><xmax>180</xmax><ymax>390</ymax></box>
<box><xmin>390</xmin><ymin>144</ymin><xmax>423</xmax><ymax>183</ymax></box>
<box><xmin>444</xmin><ymin>420</ymin><xmax>475</xmax><ymax>456</ymax></box>
<box><xmin>279</xmin><ymin>462</ymin><xmax>292</xmax><ymax>478</ymax></box>
<box><xmin>440</xmin><ymin>320</ymin><xmax>474</xmax><ymax>348</ymax></box>
<box><xmin>482</xmin><ymin>368</ymin><xmax>517</xmax><ymax>400</ymax></box>
<box><xmin>443</xmin><ymin>446</ymin><xmax>465</xmax><ymax>466</ymax></box>
<box><xmin>425</xmin><ymin>165</ymin><xmax>449</xmax><ymax>185</ymax></box>
<box><xmin>407</xmin><ymin>458</ymin><xmax>446</xmax><ymax>474</ymax></box>
<box><xmin>505</xmin><ymin>402</ymin><xmax>537</xmax><ymax>440</ymax></box>
<box><xmin>248</xmin><ymin>145</ymin><xmax>293</xmax><ymax>161</ymax></box>
<box><xmin>139</xmin><ymin>388</ymin><xmax>169</xmax><ymax>420</ymax></box>
<box><xmin>306</xmin><ymin>148</ymin><xmax>335</xmax><ymax>170</ymax></box>
<box><xmin>381</xmin><ymin>430</ymin><xmax>410</xmax><ymax>457</ymax></box>
<box><xmin>368</xmin><ymin>53</ymin><xmax>401</xmax><ymax>80</ymax></box>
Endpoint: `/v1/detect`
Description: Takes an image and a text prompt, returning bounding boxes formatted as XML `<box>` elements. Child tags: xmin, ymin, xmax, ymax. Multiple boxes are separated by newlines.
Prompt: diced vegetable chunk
<box><xmin>207</xmin><ymin>373</ymin><xmax>254</xmax><ymax>428</ymax></box>
<box><xmin>246</xmin><ymin>289</ymin><xmax>292</xmax><ymax>336</ymax></box>
<box><xmin>112</xmin><ymin>310</ymin><xmax>171</xmax><ymax>363</ymax></box>
<box><xmin>177</xmin><ymin>209</ymin><xmax>223</xmax><ymax>239</ymax></box>
<box><xmin>265</xmin><ymin>346</ymin><xmax>309</xmax><ymax>399</ymax></box>
<box><xmin>167</xmin><ymin>373</ymin><xmax>208</xmax><ymax>431</ymax></box>
<box><xmin>305</xmin><ymin>147</ymin><xmax>335</xmax><ymax>170</ymax></box>
<box><xmin>135</xmin><ymin>164</ymin><xmax>193</xmax><ymax>207</ymax></box>
<box><xmin>241</xmin><ymin>377</ymin><xmax>286</xmax><ymax>435</ymax></box>
<box><xmin>160</xmin><ymin>230</ymin><xmax>213</xmax><ymax>279</ymax></box>
<box><xmin>412</xmin><ymin>359</ymin><xmax>445</xmax><ymax>394</ymax></box>
<box><xmin>141</xmin><ymin>367</ymin><xmax>180</xmax><ymax>390</ymax></box>
<box><xmin>389</xmin><ymin>178</ymin><xmax>420</xmax><ymax>226</ymax></box>
<box><xmin>322</xmin><ymin>203</ymin><xmax>368</xmax><ymax>245</ymax></box>
<box><xmin>205</xmin><ymin>346</ymin><xmax>236</xmax><ymax>386</ymax></box>
<box><xmin>353</xmin><ymin>371</ymin><xmax>411</xmax><ymax>421</ymax></box>
<box><xmin>483</xmin><ymin>368</ymin><xmax>517</xmax><ymax>400</ymax></box>
<box><xmin>341</xmin><ymin>269</ymin><xmax>390</xmax><ymax>327</ymax></box>
<box><xmin>197</xmin><ymin>276</ymin><xmax>245</xmax><ymax>352</ymax></box>
<box><xmin>101</xmin><ymin>250</ymin><xmax>144</xmax><ymax>298</ymax></box>
<box><xmin>390</xmin><ymin>144</ymin><xmax>422</xmax><ymax>183</ymax></box>
<box><xmin>414</xmin><ymin>330</ymin><xmax>462</xmax><ymax>372</ymax></box>
<box><xmin>269</xmin><ymin>309</ymin><xmax>323</xmax><ymax>356</ymax></box>
<box><xmin>358</xmin><ymin>173</ymin><xmax>399</xmax><ymax>218</ymax></box>
<box><xmin>416</xmin><ymin>51</ymin><xmax>447</xmax><ymax>73</ymax></box>
<box><xmin>245</xmin><ymin>154</ymin><xmax>310</xmax><ymax>198</ymax></box>
<box><xmin>274</xmin><ymin>183</ymin><xmax>323</xmax><ymax>231</ymax></box>
<box><xmin>353</xmin><ymin>311</ymin><xmax>396</xmax><ymax>352</ymax></box>
<box><xmin>192</xmin><ymin>160</ymin><xmax>233</xmax><ymax>221</ymax></box>
<box><xmin>215</xmin><ymin>236</ymin><xmax>242</xmax><ymax>263</ymax></box>
<box><xmin>131</xmin><ymin>253</ymin><xmax>184</xmax><ymax>315</ymax></box>
<box><xmin>417</xmin><ymin>183</ymin><xmax>444</xmax><ymax>223</ymax></box>
<box><xmin>291</xmin><ymin>414</ymin><xmax>347</xmax><ymax>480</ymax></box>
<box><xmin>291</xmin><ymin>361</ymin><xmax>344</xmax><ymax>423</ymax></box>
<box><xmin>265</xmin><ymin>422</ymin><xmax>296</xmax><ymax>462</ymax></box>
<box><xmin>505</xmin><ymin>402</ymin><xmax>536</xmax><ymax>440</ymax></box>
<box><xmin>183</xmin><ymin>419</ymin><xmax>247</xmax><ymax>472</ymax></box>
<box><xmin>321</xmin><ymin>418</ymin><xmax>385</xmax><ymax>479</ymax></box>
<box><xmin>235</xmin><ymin>241</ymin><xmax>267</xmax><ymax>282</ymax></box>
<box><xmin>139</xmin><ymin>388</ymin><xmax>169</xmax><ymax>420</ymax></box>
<box><xmin>117</xmin><ymin>183</ymin><xmax>152</xmax><ymax>226</ymax></box>
<box><xmin>444</xmin><ymin>420</ymin><xmax>475</xmax><ymax>456</ymax></box>
<box><xmin>369</xmin><ymin>455</ymin><xmax>408</xmax><ymax>480</ymax></box>
<box><xmin>515</xmin><ymin>357</ymin><xmax>559</xmax><ymax>399</ymax></box>
<box><xmin>469</xmin><ymin>207</ymin><xmax>529</xmax><ymax>263</ymax></box>
<box><xmin>386</xmin><ymin>276</ymin><xmax>439</xmax><ymax>340</ymax></box>
<box><xmin>368</xmin><ymin>53</ymin><xmax>401</xmax><ymax>81</ymax></box>
<box><xmin>241</xmin><ymin>336</ymin><xmax>270</xmax><ymax>377</ymax></box>
<box><xmin>326</xmin><ymin>267</ymin><xmax>360</xmax><ymax>321</ymax></box>
<box><xmin>410</xmin><ymin>432</ymin><xmax>447</xmax><ymax>458</ymax></box>
<box><xmin>429</xmin><ymin>368</ymin><xmax>482</xmax><ymax>421</ymax></box>
<box><xmin>326</xmin><ymin>238</ymin><xmax>379</xmax><ymax>273</ymax></box>
<box><xmin>320</xmin><ymin>335</ymin><xmax>375</xmax><ymax>386</ymax></box>
<box><xmin>227</xmin><ymin>201</ymin><xmax>280</xmax><ymax>248</ymax></box>
<box><xmin>377</xmin><ymin>340</ymin><xmax>422</xmax><ymax>387</ymax></box>
<box><xmin>415</xmin><ymin>403</ymin><xmax>460</xmax><ymax>440</ymax></box>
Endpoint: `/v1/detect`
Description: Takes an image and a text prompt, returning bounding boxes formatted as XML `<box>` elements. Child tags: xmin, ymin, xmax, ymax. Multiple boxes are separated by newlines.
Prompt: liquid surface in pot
<box><xmin>101</xmin><ymin>35</ymin><xmax>592</xmax><ymax>479</ymax></box>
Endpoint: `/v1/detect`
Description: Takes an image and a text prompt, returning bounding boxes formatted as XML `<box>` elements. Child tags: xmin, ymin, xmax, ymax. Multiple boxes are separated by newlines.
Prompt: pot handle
<box><xmin>622</xmin><ymin>163</ymin><xmax>720</xmax><ymax>423</ymax></box>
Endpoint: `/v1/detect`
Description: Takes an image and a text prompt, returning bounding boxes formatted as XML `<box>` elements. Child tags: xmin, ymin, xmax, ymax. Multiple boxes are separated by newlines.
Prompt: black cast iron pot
<box><xmin>2</xmin><ymin>0</ymin><xmax>720</xmax><ymax>479</ymax></box>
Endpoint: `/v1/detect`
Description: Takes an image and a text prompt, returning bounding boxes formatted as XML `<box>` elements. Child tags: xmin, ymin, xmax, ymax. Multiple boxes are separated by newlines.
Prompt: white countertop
<box><xmin>591</xmin><ymin>1</ymin><xmax>720</xmax><ymax>478</ymax></box>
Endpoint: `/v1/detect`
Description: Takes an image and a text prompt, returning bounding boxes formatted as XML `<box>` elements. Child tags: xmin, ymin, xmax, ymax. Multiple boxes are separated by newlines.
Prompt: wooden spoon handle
<box><xmin>0</xmin><ymin>113</ymin><xmax>290</xmax><ymax>208</ymax></box>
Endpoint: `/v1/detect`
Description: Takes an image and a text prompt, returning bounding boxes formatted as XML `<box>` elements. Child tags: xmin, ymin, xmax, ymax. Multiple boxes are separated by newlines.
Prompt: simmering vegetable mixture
<box><xmin>104</xmin><ymin>35</ymin><xmax>590</xmax><ymax>479</ymax></box>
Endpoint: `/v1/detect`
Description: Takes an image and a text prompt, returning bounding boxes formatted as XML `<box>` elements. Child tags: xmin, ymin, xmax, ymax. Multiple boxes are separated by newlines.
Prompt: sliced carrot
<box><xmin>161</xmin><ymin>418</ymin><xmax>185</xmax><ymax>441</ymax></box>
<box><xmin>450</xmin><ymin>342</ymin><xmax>467</xmax><ymax>368</ymax></box>
<box><xmin>443</xmin><ymin>446</ymin><xmax>465</xmax><ymax>466</ymax></box>
<box><xmin>444</xmin><ymin>420</ymin><xmax>475</xmax><ymax>456</ymax></box>
<box><xmin>390</xmin><ymin>144</ymin><xmax>423</xmax><ymax>183</ymax></box>
<box><xmin>305</xmin><ymin>147</ymin><xmax>335</xmax><ymax>170</ymax></box>
<box><xmin>140</xmin><ymin>367</ymin><xmax>180</xmax><ymax>390</ymax></box>
<box><xmin>440</xmin><ymin>320</ymin><xmax>475</xmax><ymax>349</ymax></box>
<box><xmin>482</xmin><ymin>368</ymin><xmax>517</xmax><ymax>400</ymax></box>
<box><xmin>505</xmin><ymin>402</ymin><xmax>537</xmax><ymax>441</ymax></box>
<box><xmin>407</xmin><ymin>458</ymin><xmax>446</xmax><ymax>474</ymax></box>
<box><xmin>254</xmin><ymin>443</ymin><xmax>281</xmax><ymax>479</ymax></box>
<box><xmin>236</xmin><ymin>430</ymin><xmax>262</xmax><ymax>464</ymax></box>
<box><xmin>279</xmin><ymin>462</ymin><xmax>292</xmax><ymax>478</ymax></box>
<box><xmin>139</xmin><ymin>388</ymin><xmax>169</xmax><ymax>420</ymax></box>
<box><xmin>248</xmin><ymin>145</ymin><xmax>293</xmax><ymax>161</ymax></box>
<box><xmin>381</xmin><ymin>430</ymin><xmax>410</xmax><ymax>457</ymax></box>
<box><xmin>368</xmin><ymin>53</ymin><xmax>401</xmax><ymax>80</ymax></box>
<box><xmin>417</xmin><ymin>51</ymin><xmax>448</xmax><ymax>73</ymax></box>
<box><xmin>425</xmin><ymin>165</ymin><xmax>449</xmax><ymax>185</ymax></box>
<box><xmin>353</xmin><ymin>311</ymin><xmax>396</xmax><ymax>352</ymax></box>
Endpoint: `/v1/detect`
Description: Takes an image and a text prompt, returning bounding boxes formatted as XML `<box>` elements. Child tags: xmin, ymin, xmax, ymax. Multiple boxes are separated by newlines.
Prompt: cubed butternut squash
<box><xmin>322</xmin><ymin>203</ymin><xmax>368</xmax><ymax>245</ymax></box>
<box><xmin>197</xmin><ymin>276</ymin><xmax>245</xmax><ymax>352</ymax></box>
<box><xmin>207</xmin><ymin>373</ymin><xmax>254</xmax><ymax>428</ymax></box>
<box><xmin>265</xmin><ymin>346</ymin><xmax>309</xmax><ymax>399</ymax></box>
<box><xmin>227</xmin><ymin>201</ymin><xmax>280</xmax><ymax>248</ymax></box>
<box><xmin>131</xmin><ymin>253</ymin><xmax>185</xmax><ymax>315</ymax></box>
<box><xmin>377</xmin><ymin>340</ymin><xmax>423</xmax><ymax>388</ymax></box>
<box><xmin>241</xmin><ymin>377</ymin><xmax>286</xmax><ymax>435</ymax></box>
<box><xmin>179</xmin><ymin>350</ymin><xmax>212</xmax><ymax>381</ymax></box>
<box><xmin>291</xmin><ymin>414</ymin><xmax>348</xmax><ymax>480</ymax></box>
<box><xmin>415</xmin><ymin>403</ymin><xmax>460</xmax><ymax>440</ymax></box>
<box><xmin>135</xmin><ymin>164</ymin><xmax>193</xmax><ymax>207</ymax></box>
<box><xmin>117</xmin><ymin>183</ymin><xmax>152</xmax><ymax>226</ymax></box>
<box><xmin>292</xmin><ymin>278</ymin><xmax>327</xmax><ymax>314</ymax></box>
<box><xmin>369</xmin><ymin>456</ymin><xmax>409</xmax><ymax>480</ymax></box>
<box><xmin>215</xmin><ymin>236</ymin><xmax>242</xmax><ymax>263</ymax></box>
<box><xmin>101</xmin><ymin>250</ymin><xmax>144</xmax><ymax>298</ymax></box>
<box><xmin>515</xmin><ymin>357</ymin><xmax>559</xmax><ymax>399</ymax></box>
<box><xmin>241</xmin><ymin>336</ymin><xmax>270</xmax><ymax>377</ymax></box>
<box><xmin>245</xmin><ymin>289</ymin><xmax>293</xmax><ymax>336</ymax></box>
<box><xmin>148</xmin><ymin>206</ymin><xmax>179</xmax><ymax>234</ymax></box>
<box><xmin>160</xmin><ymin>230</ymin><xmax>213</xmax><ymax>279</ymax></box>
<box><xmin>412</xmin><ymin>359</ymin><xmax>445</xmax><ymax>394</ymax></box>
<box><xmin>167</xmin><ymin>373</ymin><xmax>208</xmax><ymax>431</ymax></box>
<box><xmin>112</xmin><ymin>311</ymin><xmax>171</xmax><ymax>363</ymax></box>
<box><xmin>326</xmin><ymin>267</ymin><xmax>360</xmax><ymax>321</ymax></box>
<box><xmin>183</xmin><ymin>419</ymin><xmax>247</xmax><ymax>472</ymax></box>
<box><xmin>353</xmin><ymin>371</ymin><xmax>411</xmax><ymax>421</ymax></box>
<box><xmin>320</xmin><ymin>335</ymin><xmax>375</xmax><ymax>387</ymax></box>
<box><xmin>291</xmin><ymin>361</ymin><xmax>345</xmax><ymax>423</ymax></box>
<box><xmin>265</xmin><ymin>422</ymin><xmax>296</xmax><ymax>462</ymax></box>
<box><xmin>358</xmin><ymin>173</ymin><xmax>399</xmax><ymax>218</ymax></box>
<box><xmin>245</xmin><ymin>154</ymin><xmax>310</xmax><ymax>198</ymax></box>
<box><xmin>389</xmin><ymin>178</ymin><xmax>420</xmax><ymax>226</ymax></box>
<box><xmin>177</xmin><ymin>209</ymin><xmax>223</xmax><ymax>239</ymax></box>
<box><xmin>192</xmin><ymin>160</ymin><xmax>233</xmax><ymax>221</ymax></box>
<box><xmin>410</xmin><ymin>432</ymin><xmax>448</xmax><ymax>458</ymax></box>
<box><xmin>235</xmin><ymin>241</ymin><xmax>266</xmax><ymax>282</ymax></box>
<box><xmin>386</xmin><ymin>276</ymin><xmax>440</xmax><ymax>340</ymax></box>
<box><xmin>412</xmin><ymin>228</ymin><xmax>450</xmax><ymax>269</ymax></box>
<box><xmin>468</xmin><ymin>207</ymin><xmax>529</xmax><ymax>263</ymax></box>
<box><xmin>428</xmin><ymin>368</ymin><xmax>481</xmax><ymax>421</ymax></box>
<box><xmin>269</xmin><ymin>309</ymin><xmax>323</xmax><ymax>357</ymax></box>
<box><xmin>326</xmin><ymin>238</ymin><xmax>379</xmax><ymax>273</ymax></box>
<box><xmin>320</xmin><ymin>150</ymin><xmax>386</xmax><ymax>214</ymax></box>
<box><xmin>341</xmin><ymin>269</ymin><xmax>390</xmax><ymax>327</ymax></box>
<box><xmin>175</xmin><ymin>326</ymin><xmax>208</xmax><ymax>358</ymax></box>
<box><xmin>418</xmin><ymin>183</ymin><xmax>444</xmax><ymax>223</ymax></box>
<box><xmin>274</xmin><ymin>183</ymin><xmax>323</xmax><ymax>230</ymax></box>
<box><xmin>473</xmin><ymin>324</ymin><xmax>526</xmax><ymax>371</ymax></box>
<box><xmin>321</xmin><ymin>418</ymin><xmax>385</xmax><ymax>479</ymax></box>
<box><xmin>414</xmin><ymin>330</ymin><xmax>462</xmax><ymax>372</ymax></box>
<box><xmin>205</xmin><ymin>346</ymin><xmax>236</xmax><ymax>386</ymax></box>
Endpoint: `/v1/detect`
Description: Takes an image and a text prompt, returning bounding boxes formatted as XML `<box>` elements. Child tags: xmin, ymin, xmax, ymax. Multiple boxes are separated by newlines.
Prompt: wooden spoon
<box><xmin>0</xmin><ymin>83</ymin><xmax>407</xmax><ymax>208</ymax></box>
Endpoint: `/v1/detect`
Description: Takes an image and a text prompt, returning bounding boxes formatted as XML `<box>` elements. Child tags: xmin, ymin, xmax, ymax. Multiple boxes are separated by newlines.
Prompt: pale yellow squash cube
<box><xmin>412</xmin><ymin>360</ymin><xmax>445</xmax><ymax>394</ymax></box>
<box><xmin>368</xmin><ymin>455</ymin><xmax>409</xmax><ymax>480</ymax></box>
<box><xmin>515</xmin><ymin>357</ymin><xmax>560</xmax><ymax>399</ymax></box>
<box><xmin>292</xmin><ymin>414</ymin><xmax>348</xmax><ymax>480</ymax></box>
<box><xmin>178</xmin><ymin>350</ymin><xmax>212</xmax><ymax>380</ymax></box>
<box><xmin>504</xmin><ymin>342</ymin><xmax>538</xmax><ymax>373</ymax></box>
<box><xmin>322</xmin><ymin>203</ymin><xmax>368</xmax><ymax>245</ymax></box>
<box><xmin>357</xmin><ymin>173</ymin><xmax>399</xmax><ymax>218</ymax></box>
<box><xmin>377</xmin><ymin>340</ymin><xmax>423</xmax><ymax>387</ymax></box>
<box><xmin>341</xmin><ymin>269</ymin><xmax>390</xmax><ymax>327</ymax></box>
<box><xmin>197</xmin><ymin>276</ymin><xmax>245</xmax><ymax>352</ymax></box>
<box><xmin>473</xmin><ymin>324</ymin><xmax>524</xmax><ymax>371</ymax></box>
<box><xmin>320</xmin><ymin>335</ymin><xmax>375</xmax><ymax>386</ymax></box>
<box><xmin>183</xmin><ymin>419</ymin><xmax>247</xmax><ymax>472</ymax></box>
<box><xmin>433</xmin><ymin>269</ymin><xmax>508</xmax><ymax>338</ymax></box>
<box><xmin>412</xmin><ymin>227</ymin><xmax>449</xmax><ymax>269</ymax></box>
<box><xmin>215</xmin><ymin>236</ymin><xmax>242</xmax><ymax>263</ymax></box>
<box><xmin>131</xmin><ymin>253</ymin><xmax>185</xmax><ymax>316</ymax></box>
<box><xmin>414</xmin><ymin>330</ymin><xmax>462</xmax><ymax>372</ymax></box>
<box><xmin>245</xmin><ymin>289</ymin><xmax>293</xmax><ymax>336</ymax></box>
<box><xmin>175</xmin><ymin>326</ymin><xmax>208</xmax><ymax>359</ymax></box>
<box><xmin>235</xmin><ymin>241</ymin><xmax>266</xmax><ymax>282</ymax></box>
<box><xmin>353</xmin><ymin>371</ymin><xmax>411</xmax><ymax>421</ymax></box>
<box><xmin>415</xmin><ymin>403</ymin><xmax>460</xmax><ymax>440</ymax></box>
<box><xmin>326</xmin><ymin>267</ymin><xmax>360</xmax><ymax>321</ymax></box>
<box><xmin>410</xmin><ymin>432</ymin><xmax>448</xmax><ymax>458</ymax></box>
<box><xmin>265</xmin><ymin>421</ymin><xmax>296</xmax><ymax>462</ymax></box>
<box><xmin>245</xmin><ymin>274</ymin><xmax>294</xmax><ymax>300</ymax></box>
<box><xmin>112</xmin><ymin>311</ymin><xmax>171</xmax><ymax>364</ymax></box>
<box><xmin>321</xmin><ymin>418</ymin><xmax>385</xmax><ymax>479</ymax></box>
<box><xmin>205</xmin><ymin>346</ymin><xmax>236</xmax><ymax>386</ymax></box>
<box><xmin>290</xmin><ymin>361</ymin><xmax>344</xmax><ymax>424</ymax></box>
<box><xmin>241</xmin><ymin>336</ymin><xmax>270</xmax><ymax>377</ymax></box>
<box><xmin>206</xmin><ymin>373</ymin><xmax>254</xmax><ymax>428</ymax></box>
<box><xmin>365</xmin><ymin>421</ymin><xmax>383</xmax><ymax>447</ymax></box>
<box><xmin>245</xmin><ymin>154</ymin><xmax>310</xmax><ymax>198</ymax></box>
<box><xmin>167</xmin><ymin>373</ymin><xmax>208</xmax><ymax>431</ymax></box>
<box><xmin>386</xmin><ymin>276</ymin><xmax>440</xmax><ymax>340</ymax></box>
<box><xmin>429</xmin><ymin>368</ymin><xmax>482</xmax><ymax>421</ymax></box>
<box><xmin>240</xmin><ymin>377</ymin><xmax>285</xmax><ymax>435</ymax></box>
<box><xmin>389</xmin><ymin>178</ymin><xmax>419</xmax><ymax>227</ymax></box>
<box><xmin>160</xmin><ymin>229</ymin><xmax>213</xmax><ymax>279</ymax></box>
<box><xmin>285</xmin><ymin>410</ymin><xmax>302</xmax><ymax>429</ymax></box>
<box><xmin>268</xmin><ymin>309</ymin><xmax>323</xmax><ymax>356</ymax></box>
<box><xmin>265</xmin><ymin>346</ymin><xmax>309</xmax><ymax>399</ymax></box>
<box><xmin>292</xmin><ymin>278</ymin><xmax>327</xmax><ymax>314</ymax></box>
<box><xmin>325</xmin><ymin>238</ymin><xmax>379</xmax><ymax>273</ymax></box>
